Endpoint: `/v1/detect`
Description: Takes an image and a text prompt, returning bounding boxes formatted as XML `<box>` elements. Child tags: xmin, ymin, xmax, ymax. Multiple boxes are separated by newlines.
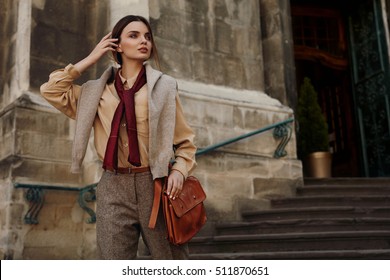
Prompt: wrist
<box><xmin>171</xmin><ymin>169</ymin><xmax>185</xmax><ymax>181</ymax></box>
<box><xmin>74</xmin><ymin>56</ymin><xmax>95</xmax><ymax>74</ymax></box>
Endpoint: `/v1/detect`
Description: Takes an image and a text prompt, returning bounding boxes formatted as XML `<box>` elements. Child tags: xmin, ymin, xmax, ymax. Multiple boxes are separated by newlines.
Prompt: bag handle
<box><xmin>148</xmin><ymin>178</ymin><xmax>163</xmax><ymax>229</ymax></box>
<box><xmin>148</xmin><ymin>163</ymin><xmax>172</xmax><ymax>229</ymax></box>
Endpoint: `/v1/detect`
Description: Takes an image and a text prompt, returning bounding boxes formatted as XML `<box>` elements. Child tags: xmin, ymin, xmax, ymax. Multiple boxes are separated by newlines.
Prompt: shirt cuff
<box><xmin>65</xmin><ymin>64</ymin><xmax>82</xmax><ymax>80</ymax></box>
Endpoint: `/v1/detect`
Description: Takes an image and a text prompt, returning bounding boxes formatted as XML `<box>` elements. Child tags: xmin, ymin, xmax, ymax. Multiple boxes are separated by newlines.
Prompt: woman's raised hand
<box><xmin>74</xmin><ymin>32</ymin><xmax>118</xmax><ymax>73</ymax></box>
<box><xmin>88</xmin><ymin>32</ymin><xmax>118</xmax><ymax>63</ymax></box>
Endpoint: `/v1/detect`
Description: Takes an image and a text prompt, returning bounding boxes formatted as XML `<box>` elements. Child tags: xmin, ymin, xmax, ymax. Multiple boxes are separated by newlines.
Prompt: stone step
<box><xmin>216</xmin><ymin>218</ymin><xmax>390</xmax><ymax>235</ymax></box>
<box><xmin>303</xmin><ymin>178</ymin><xmax>390</xmax><ymax>186</ymax></box>
<box><xmin>189</xmin><ymin>231</ymin><xmax>390</xmax><ymax>254</ymax></box>
<box><xmin>190</xmin><ymin>249</ymin><xmax>390</xmax><ymax>260</ymax></box>
<box><xmin>296</xmin><ymin>185</ymin><xmax>390</xmax><ymax>196</ymax></box>
<box><xmin>242</xmin><ymin>206</ymin><xmax>390</xmax><ymax>221</ymax></box>
<box><xmin>189</xmin><ymin>178</ymin><xmax>390</xmax><ymax>260</ymax></box>
<box><xmin>271</xmin><ymin>196</ymin><xmax>390</xmax><ymax>208</ymax></box>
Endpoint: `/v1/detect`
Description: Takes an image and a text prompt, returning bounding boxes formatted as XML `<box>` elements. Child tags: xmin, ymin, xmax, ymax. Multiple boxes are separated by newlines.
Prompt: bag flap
<box><xmin>167</xmin><ymin>176</ymin><xmax>206</xmax><ymax>218</ymax></box>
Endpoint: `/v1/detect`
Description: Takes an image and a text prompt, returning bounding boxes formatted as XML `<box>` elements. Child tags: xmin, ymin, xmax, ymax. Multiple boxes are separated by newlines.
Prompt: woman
<box><xmin>40</xmin><ymin>15</ymin><xmax>196</xmax><ymax>259</ymax></box>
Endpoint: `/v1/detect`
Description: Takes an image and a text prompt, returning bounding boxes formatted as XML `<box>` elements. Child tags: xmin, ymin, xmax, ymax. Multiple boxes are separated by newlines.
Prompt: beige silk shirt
<box><xmin>40</xmin><ymin>64</ymin><xmax>196</xmax><ymax>178</ymax></box>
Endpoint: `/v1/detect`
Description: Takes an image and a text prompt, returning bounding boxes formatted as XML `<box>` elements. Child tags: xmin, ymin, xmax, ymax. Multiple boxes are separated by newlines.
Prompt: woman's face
<box><xmin>117</xmin><ymin>21</ymin><xmax>152</xmax><ymax>63</ymax></box>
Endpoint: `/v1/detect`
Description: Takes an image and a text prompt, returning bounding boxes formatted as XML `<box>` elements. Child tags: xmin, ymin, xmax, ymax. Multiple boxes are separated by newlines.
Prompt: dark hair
<box><xmin>111</xmin><ymin>15</ymin><xmax>160</xmax><ymax>68</ymax></box>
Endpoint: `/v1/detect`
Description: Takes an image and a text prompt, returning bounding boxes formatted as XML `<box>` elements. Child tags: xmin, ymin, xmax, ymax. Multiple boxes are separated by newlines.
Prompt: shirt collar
<box><xmin>118</xmin><ymin>69</ymin><xmax>137</xmax><ymax>88</ymax></box>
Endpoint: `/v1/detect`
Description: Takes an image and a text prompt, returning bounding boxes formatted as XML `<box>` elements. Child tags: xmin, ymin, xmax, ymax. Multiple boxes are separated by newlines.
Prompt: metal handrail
<box><xmin>196</xmin><ymin>117</ymin><xmax>294</xmax><ymax>157</ymax></box>
<box><xmin>14</xmin><ymin>117</ymin><xmax>294</xmax><ymax>224</ymax></box>
<box><xmin>14</xmin><ymin>183</ymin><xmax>97</xmax><ymax>224</ymax></box>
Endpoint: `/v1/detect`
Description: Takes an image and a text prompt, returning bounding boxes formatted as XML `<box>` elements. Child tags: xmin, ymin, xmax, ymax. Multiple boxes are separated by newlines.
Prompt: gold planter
<box><xmin>305</xmin><ymin>151</ymin><xmax>332</xmax><ymax>178</ymax></box>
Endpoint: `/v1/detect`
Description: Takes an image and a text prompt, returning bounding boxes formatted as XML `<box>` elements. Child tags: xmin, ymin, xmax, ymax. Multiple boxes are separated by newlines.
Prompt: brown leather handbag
<box><xmin>148</xmin><ymin>176</ymin><xmax>207</xmax><ymax>245</ymax></box>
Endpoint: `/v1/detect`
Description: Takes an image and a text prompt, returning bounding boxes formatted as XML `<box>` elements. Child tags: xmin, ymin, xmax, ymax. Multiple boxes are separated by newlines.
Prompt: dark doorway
<box><xmin>291</xmin><ymin>1</ymin><xmax>361</xmax><ymax>176</ymax></box>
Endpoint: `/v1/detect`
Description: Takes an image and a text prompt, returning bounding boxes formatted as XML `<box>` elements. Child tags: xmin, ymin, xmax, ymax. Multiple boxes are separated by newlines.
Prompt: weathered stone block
<box><xmin>191</xmin><ymin>51</ymin><xmax>223</xmax><ymax>85</ymax></box>
<box><xmin>80</xmin><ymin>227</ymin><xmax>97</xmax><ymax>259</ymax></box>
<box><xmin>150</xmin><ymin>0</ymin><xmax>264</xmax><ymax>91</ymax></box>
<box><xmin>24</xmin><ymin>227</ymin><xmax>83</xmax><ymax>248</ymax></box>
<box><xmin>23</xmin><ymin>246</ymin><xmax>81</xmax><ymax>260</ymax></box>
<box><xmin>184</xmin><ymin>19</ymin><xmax>210</xmax><ymax>51</ymax></box>
<box><xmin>183</xmin><ymin>0</ymin><xmax>209</xmax><ymax>15</ymax></box>
<box><xmin>32</xmin><ymin>0</ymin><xmax>88</xmax><ymax>34</ymax></box>
<box><xmin>0</xmin><ymin>205</ymin><xmax>7</xmax><ymax>229</ymax></box>
<box><xmin>232</xmin><ymin>27</ymin><xmax>261</xmax><ymax>58</ymax></box>
<box><xmin>0</xmin><ymin>181</ymin><xmax>12</xmax><ymax>200</ymax></box>
<box><xmin>16</xmin><ymin>131</ymin><xmax>73</xmax><ymax>162</ymax></box>
<box><xmin>11</xmin><ymin>188</ymin><xmax>24</xmax><ymax>203</ymax></box>
<box><xmin>12</xmin><ymin>159</ymin><xmax>81</xmax><ymax>186</ymax></box>
<box><xmin>215</xmin><ymin>19</ymin><xmax>233</xmax><ymax>54</ymax></box>
<box><xmin>0</xmin><ymin>133</ymin><xmax>14</xmax><ymax>162</ymax></box>
<box><xmin>9</xmin><ymin>203</ymin><xmax>24</xmax><ymax>229</ymax></box>
<box><xmin>152</xmin><ymin>10</ymin><xmax>184</xmax><ymax>45</ymax></box>
<box><xmin>42</xmin><ymin>191</ymin><xmax>77</xmax><ymax>205</ymax></box>
<box><xmin>0</xmin><ymin>109</ymin><xmax>15</xmax><ymax>136</ymax></box>
<box><xmin>15</xmin><ymin>107</ymin><xmax>70</xmax><ymax>135</ymax></box>
<box><xmin>242</xmin><ymin>60</ymin><xmax>264</xmax><ymax>91</ymax></box>
<box><xmin>56</xmin><ymin>205</ymin><xmax>83</xmax><ymax>229</ymax></box>
<box><xmin>154</xmin><ymin>38</ymin><xmax>192</xmax><ymax>79</ymax></box>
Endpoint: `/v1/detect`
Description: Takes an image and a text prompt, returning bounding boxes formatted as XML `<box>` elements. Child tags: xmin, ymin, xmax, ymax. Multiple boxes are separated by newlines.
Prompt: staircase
<box><xmin>189</xmin><ymin>178</ymin><xmax>390</xmax><ymax>259</ymax></box>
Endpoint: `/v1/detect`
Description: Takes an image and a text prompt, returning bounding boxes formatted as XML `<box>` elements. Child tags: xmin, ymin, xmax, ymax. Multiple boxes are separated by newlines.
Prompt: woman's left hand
<box><xmin>166</xmin><ymin>170</ymin><xmax>184</xmax><ymax>200</ymax></box>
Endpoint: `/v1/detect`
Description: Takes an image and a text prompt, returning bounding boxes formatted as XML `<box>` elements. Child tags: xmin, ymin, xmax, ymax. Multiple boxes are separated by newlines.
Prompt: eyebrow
<box><xmin>127</xmin><ymin>30</ymin><xmax>150</xmax><ymax>35</ymax></box>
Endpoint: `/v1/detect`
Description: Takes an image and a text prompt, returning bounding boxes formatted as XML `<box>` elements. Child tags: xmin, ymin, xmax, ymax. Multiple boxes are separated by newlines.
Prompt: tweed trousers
<box><xmin>96</xmin><ymin>170</ymin><xmax>189</xmax><ymax>259</ymax></box>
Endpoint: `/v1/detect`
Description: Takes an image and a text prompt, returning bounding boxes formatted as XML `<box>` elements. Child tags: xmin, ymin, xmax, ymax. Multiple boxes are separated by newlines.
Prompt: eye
<box><xmin>145</xmin><ymin>33</ymin><xmax>151</xmax><ymax>41</ymax></box>
<box><xmin>129</xmin><ymin>33</ymin><xmax>137</xmax><ymax>38</ymax></box>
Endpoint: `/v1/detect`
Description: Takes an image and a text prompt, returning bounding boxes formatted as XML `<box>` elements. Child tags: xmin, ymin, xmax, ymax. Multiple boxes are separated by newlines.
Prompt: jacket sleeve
<box><xmin>171</xmin><ymin>91</ymin><xmax>197</xmax><ymax>179</ymax></box>
<box><xmin>40</xmin><ymin>64</ymin><xmax>82</xmax><ymax>120</ymax></box>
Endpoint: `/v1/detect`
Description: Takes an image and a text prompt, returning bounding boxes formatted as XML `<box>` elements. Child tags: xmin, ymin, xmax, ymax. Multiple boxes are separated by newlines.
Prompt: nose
<box><xmin>141</xmin><ymin>35</ymin><xmax>147</xmax><ymax>44</ymax></box>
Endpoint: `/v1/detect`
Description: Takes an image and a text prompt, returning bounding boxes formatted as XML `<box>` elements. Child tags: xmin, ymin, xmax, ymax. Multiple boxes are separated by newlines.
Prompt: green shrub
<box><xmin>296</xmin><ymin>77</ymin><xmax>329</xmax><ymax>159</ymax></box>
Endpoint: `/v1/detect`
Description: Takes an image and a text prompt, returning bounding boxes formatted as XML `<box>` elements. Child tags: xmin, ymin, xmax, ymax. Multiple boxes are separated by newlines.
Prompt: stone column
<box><xmin>260</xmin><ymin>0</ymin><xmax>297</xmax><ymax>109</ymax></box>
<box><xmin>0</xmin><ymin>0</ymin><xmax>110</xmax><ymax>260</ymax></box>
<box><xmin>0</xmin><ymin>0</ymin><xmax>32</xmax><ymax>260</ymax></box>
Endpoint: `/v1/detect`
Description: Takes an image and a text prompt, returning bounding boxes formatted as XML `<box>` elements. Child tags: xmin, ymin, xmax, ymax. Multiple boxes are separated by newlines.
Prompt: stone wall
<box><xmin>149</xmin><ymin>0</ymin><xmax>264</xmax><ymax>91</ymax></box>
<box><xmin>0</xmin><ymin>0</ymin><xmax>302</xmax><ymax>259</ymax></box>
<box><xmin>30</xmin><ymin>0</ymin><xmax>110</xmax><ymax>89</ymax></box>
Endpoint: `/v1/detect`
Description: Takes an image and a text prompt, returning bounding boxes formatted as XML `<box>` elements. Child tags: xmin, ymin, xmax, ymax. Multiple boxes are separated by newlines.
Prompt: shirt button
<box><xmin>121</xmin><ymin>123</ymin><xmax>126</xmax><ymax>127</ymax></box>
<box><xmin>124</xmin><ymin>143</ymin><xmax>128</xmax><ymax>148</ymax></box>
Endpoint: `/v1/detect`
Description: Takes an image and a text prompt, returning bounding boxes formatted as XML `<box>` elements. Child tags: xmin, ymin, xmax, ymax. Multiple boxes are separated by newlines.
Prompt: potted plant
<box><xmin>296</xmin><ymin>77</ymin><xmax>332</xmax><ymax>178</ymax></box>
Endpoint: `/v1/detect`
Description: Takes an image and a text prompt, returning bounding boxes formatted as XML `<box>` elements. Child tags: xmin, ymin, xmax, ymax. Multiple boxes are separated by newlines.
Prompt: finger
<box><xmin>102</xmin><ymin>42</ymin><xmax>118</xmax><ymax>51</ymax></box>
<box><xmin>109</xmin><ymin>41</ymin><xmax>118</xmax><ymax>48</ymax></box>
<box><xmin>166</xmin><ymin>177</ymin><xmax>173</xmax><ymax>197</ymax></box>
<box><xmin>104</xmin><ymin>47</ymin><xmax>117</xmax><ymax>53</ymax></box>
<box><xmin>170</xmin><ymin>175</ymin><xmax>177</xmax><ymax>199</ymax></box>
<box><xmin>104</xmin><ymin>38</ymin><xmax>118</xmax><ymax>44</ymax></box>
<box><xmin>99</xmin><ymin>39</ymin><xmax>117</xmax><ymax>48</ymax></box>
<box><xmin>171</xmin><ymin>182</ymin><xmax>178</xmax><ymax>199</ymax></box>
<box><xmin>171</xmin><ymin>180</ymin><xmax>179</xmax><ymax>199</ymax></box>
<box><xmin>172</xmin><ymin>180</ymin><xmax>183</xmax><ymax>199</ymax></box>
<box><xmin>101</xmin><ymin>32</ymin><xmax>112</xmax><ymax>41</ymax></box>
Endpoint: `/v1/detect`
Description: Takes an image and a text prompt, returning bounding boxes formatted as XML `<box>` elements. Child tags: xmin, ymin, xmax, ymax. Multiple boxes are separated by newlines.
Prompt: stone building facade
<box><xmin>0</xmin><ymin>0</ymin><xmax>300</xmax><ymax>259</ymax></box>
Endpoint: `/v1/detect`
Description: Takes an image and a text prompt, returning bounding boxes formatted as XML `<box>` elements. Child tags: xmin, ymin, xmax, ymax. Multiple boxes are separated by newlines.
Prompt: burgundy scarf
<box><xmin>103</xmin><ymin>66</ymin><xmax>147</xmax><ymax>170</ymax></box>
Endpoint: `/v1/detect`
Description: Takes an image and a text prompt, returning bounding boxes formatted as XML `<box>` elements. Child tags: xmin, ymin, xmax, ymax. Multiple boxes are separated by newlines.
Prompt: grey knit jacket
<box><xmin>70</xmin><ymin>63</ymin><xmax>179</xmax><ymax>179</ymax></box>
